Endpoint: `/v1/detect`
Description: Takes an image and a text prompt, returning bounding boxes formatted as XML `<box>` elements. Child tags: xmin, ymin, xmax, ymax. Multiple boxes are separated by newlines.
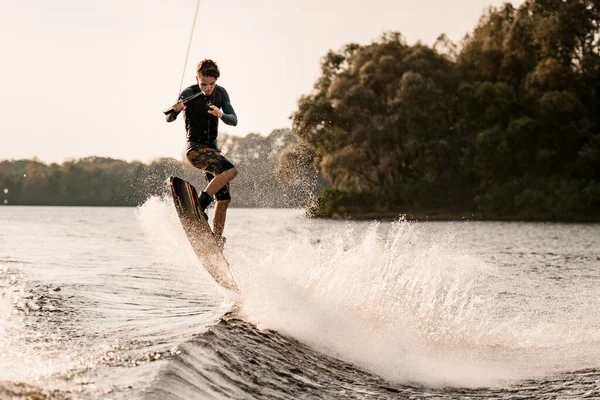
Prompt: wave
<box><xmin>226</xmin><ymin>218</ymin><xmax>600</xmax><ymax>388</ymax></box>
<box><xmin>142</xmin><ymin>314</ymin><xmax>600</xmax><ymax>400</ymax></box>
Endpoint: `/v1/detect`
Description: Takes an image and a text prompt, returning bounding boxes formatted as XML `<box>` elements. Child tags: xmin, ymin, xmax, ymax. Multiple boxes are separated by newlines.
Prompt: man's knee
<box><xmin>227</xmin><ymin>167</ymin><xmax>238</xmax><ymax>180</ymax></box>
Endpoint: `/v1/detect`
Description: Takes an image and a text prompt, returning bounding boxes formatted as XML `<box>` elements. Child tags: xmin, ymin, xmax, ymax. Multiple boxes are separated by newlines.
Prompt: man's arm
<box><xmin>165</xmin><ymin>88</ymin><xmax>194</xmax><ymax>123</ymax></box>
<box><xmin>166</xmin><ymin>109</ymin><xmax>180</xmax><ymax>123</ymax></box>
<box><xmin>220</xmin><ymin>88</ymin><xmax>238</xmax><ymax>126</ymax></box>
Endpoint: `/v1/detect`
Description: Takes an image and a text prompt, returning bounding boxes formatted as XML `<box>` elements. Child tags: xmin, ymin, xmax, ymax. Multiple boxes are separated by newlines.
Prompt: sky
<box><xmin>0</xmin><ymin>0</ymin><xmax>524</xmax><ymax>163</ymax></box>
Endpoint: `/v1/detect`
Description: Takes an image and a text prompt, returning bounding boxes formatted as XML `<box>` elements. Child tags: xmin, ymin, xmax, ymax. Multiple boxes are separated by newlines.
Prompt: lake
<box><xmin>1</xmin><ymin>199</ymin><xmax>599</xmax><ymax>399</ymax></box>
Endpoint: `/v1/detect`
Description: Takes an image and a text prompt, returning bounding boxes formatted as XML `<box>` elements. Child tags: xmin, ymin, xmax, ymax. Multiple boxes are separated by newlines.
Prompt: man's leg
<box><xmin>212</xmin><ymin>199</ymin><xmax>230</xmax><ymax>237</ymax></box>
<box><xmin>186</xmin><ymin>148</ymin><xmax>237</xmax><ymax>224</ymax></box>
<box><xmin>202</xmin><ymin>171</ymin><xmax>233</xmax><ymax>237</ymax></box>
<box><xmin>204</xmin><ymin>167</ymin><xmax>237</xmax><ymax>196</ymax></box>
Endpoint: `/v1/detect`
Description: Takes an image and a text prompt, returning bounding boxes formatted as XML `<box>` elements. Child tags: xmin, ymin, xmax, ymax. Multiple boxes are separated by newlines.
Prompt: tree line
<box><xmin>0</xmin><ymin>129</ymin><xmax>319</xmax><ymax>208</ymax></box>
<box><xmin>3</xmin><ymin>0</ymin><xmax>599</xmax><ymax>221</ymax></box>
<box><xmin>285</xmin><ymin>0</ymin><xmax>600</xmax><ymax>221</ymax></box>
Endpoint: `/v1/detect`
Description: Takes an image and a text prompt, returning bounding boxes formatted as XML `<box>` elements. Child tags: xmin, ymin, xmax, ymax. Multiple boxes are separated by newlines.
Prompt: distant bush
<box><xmin>307</xmin><ymin>188</ymin><xmax>377</xmax><ymax>218</ymax></box>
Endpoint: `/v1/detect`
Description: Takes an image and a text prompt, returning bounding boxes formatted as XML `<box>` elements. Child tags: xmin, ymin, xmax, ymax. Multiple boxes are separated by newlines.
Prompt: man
<box><xmin>166</xmin><ymin>59</ymin><xmax>238</xmax><ymax>243</ymax></box>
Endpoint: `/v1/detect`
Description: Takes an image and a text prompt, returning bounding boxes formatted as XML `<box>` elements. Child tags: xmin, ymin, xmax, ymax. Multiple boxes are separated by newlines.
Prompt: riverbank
<box><xmin>321</xmin><ymin>210</ymin><xmax>600</xmax><ymax>223</ymax></box>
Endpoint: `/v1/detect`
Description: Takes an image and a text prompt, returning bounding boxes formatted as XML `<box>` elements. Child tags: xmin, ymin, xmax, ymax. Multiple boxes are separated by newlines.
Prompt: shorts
<box><xmin>186</xmin><ymin>146</ymin><xmax>235</xmax><ymax>201</ymax></box>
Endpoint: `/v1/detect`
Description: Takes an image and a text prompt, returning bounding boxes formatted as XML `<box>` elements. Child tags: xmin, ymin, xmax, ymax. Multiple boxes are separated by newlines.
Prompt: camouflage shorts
<box><xmin>186</xmin><ymin>147</ymin><xmax>235</xmax><ymax>201</ymax></box>
<box><xmin>186</xmin><ymin>147</ymin><xmax>235</xmax><ymax>175</ymax></box>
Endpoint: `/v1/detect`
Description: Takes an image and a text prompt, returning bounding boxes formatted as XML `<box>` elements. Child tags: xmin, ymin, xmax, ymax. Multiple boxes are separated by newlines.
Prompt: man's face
<box><xmin>197</xmin><ymin>74</ymin><xmax>217</xmax><ymax>95</ymax></box>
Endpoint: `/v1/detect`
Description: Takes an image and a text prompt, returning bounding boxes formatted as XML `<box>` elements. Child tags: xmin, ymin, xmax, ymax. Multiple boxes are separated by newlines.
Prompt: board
<box><xmin>168</xmin><ymin>176</ymin><xmax>239</xmax><ymax>292</ymax></box>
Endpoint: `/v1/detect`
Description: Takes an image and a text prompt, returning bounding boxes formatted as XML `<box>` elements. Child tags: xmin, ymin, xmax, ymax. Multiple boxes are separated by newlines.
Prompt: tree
<box><xmin>289</xmin><ymin>1</ymin><xmax>600</xmax><ymax>220</ymax></box>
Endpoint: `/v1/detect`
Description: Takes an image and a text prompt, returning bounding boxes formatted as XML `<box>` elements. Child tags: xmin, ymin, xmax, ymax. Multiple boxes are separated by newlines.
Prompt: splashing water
<box><xmin>229</xmin><ymin>218</ymin><xmax>600</xmax><ymax>388</ymax></box>
<box><xmin>135</xmin><ymin>195</ymin><xmax>238</xmax><ymax>305</ymax></box>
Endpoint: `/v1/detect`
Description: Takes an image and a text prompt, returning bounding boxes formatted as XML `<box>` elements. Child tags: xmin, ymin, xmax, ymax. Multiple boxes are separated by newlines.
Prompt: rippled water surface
<box><xmin>1</xmin><ymin>200</ymin><xmax>599</xmax><ymax>399</ymax></box>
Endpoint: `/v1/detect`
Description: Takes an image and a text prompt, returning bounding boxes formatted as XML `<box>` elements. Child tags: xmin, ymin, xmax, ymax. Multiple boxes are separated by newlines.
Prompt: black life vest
<box><xmin>182</xmin><ymin>84</ymin><xmax>224</xmax><ymax>147</ymax></box>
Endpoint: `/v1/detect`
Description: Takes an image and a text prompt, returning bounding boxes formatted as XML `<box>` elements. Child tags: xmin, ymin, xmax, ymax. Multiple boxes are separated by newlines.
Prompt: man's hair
<box><xmin>197</xmin><ymin>59</ymin><xmax>220</xmax><ymax>79</ymax></box>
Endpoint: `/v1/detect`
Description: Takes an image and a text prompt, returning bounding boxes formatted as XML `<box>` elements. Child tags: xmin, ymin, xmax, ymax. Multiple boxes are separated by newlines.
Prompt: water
<box><xmin>1</xmin><ymin>199</ymin><xmax>599</xmax><ymax>399</ymax></box>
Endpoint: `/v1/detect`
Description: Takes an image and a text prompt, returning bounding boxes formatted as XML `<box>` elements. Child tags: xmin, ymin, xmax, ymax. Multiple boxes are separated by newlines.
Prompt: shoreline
<box><xmin>320</xmin><ymin>211</ymin><xmax>600</xmax><ymax>223</ymax></box>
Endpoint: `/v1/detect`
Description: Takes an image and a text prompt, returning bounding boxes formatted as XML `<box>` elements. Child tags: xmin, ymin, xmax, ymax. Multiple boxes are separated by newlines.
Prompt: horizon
<box><xmin>1</xmin><ymin>0</ymin><xmax>524</xmax><ymax>164</ymax></box>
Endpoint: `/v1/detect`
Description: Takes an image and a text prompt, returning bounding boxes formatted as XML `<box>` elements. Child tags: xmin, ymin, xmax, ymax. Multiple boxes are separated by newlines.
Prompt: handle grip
<box><xmin>163</xmin><ymin>92</ymin><xmax>204</xmax><ymax>115</ymax></box>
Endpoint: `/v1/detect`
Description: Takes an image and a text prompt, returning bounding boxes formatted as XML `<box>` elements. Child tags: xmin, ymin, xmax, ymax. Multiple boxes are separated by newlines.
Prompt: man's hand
<box><xmin>172</xmin><ymin>101</ymin><xmax>186</xmax><ymax>112</ymax></box>
<box><xmin>208</xmin><ymin>105</ymin><xmax>223</xmax><ymax>118</ymax></box>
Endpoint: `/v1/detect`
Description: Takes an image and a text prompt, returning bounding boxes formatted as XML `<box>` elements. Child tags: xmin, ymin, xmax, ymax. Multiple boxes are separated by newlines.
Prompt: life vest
<box><xmin>182</xmin><ymin>84</ymin><xmax>224</xmax><ymax>147</ymax></box>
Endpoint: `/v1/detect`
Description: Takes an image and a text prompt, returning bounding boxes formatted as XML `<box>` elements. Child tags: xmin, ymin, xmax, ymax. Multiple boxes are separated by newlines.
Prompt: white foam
<box><xmin>0</xmin><ymin>270</ymin><xmax>111</xmax><ymax>384</ymax></box>
<box><xmin>233</xmin><ymin>218</ymin><xmax>600</xmax><ymax>388</ymax></box>
<box><xmin>0</xmin><ymin>292</ymin><xmax>14</xmax><ymax>336</ymax></box>
<box><xmin>135</xmin><ymin>195</ymin><xmax>237</xmax><ymax>303</ymax></box>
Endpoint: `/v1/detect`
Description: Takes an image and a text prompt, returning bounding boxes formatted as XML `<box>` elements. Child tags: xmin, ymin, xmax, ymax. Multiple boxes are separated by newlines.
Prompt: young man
<box><xmin>166</xmin><ymin>59</ymin><xmax>238</xmax><ymax>243</ymax></box>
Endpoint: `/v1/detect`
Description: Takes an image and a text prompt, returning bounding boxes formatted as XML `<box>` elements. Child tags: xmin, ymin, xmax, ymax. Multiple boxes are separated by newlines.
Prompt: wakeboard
<box><xmin>168</xmin><ymin>176</ymin><xmax>239</xmax><ymax>293</ymax></box>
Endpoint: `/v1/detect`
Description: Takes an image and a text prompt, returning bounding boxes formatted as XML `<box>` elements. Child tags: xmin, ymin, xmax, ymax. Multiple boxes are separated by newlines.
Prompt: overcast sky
<box><xmin>0</xmin><ymin>0</ymin><xmax>524</xmax><ymax>163</ymax></box>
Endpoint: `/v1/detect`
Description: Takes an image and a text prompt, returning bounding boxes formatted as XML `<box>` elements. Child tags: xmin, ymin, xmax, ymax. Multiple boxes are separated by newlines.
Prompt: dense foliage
<box><xmin>291</xmin><ymin>0</ymin><xmax>600</xmax><ymax>220</ymax></box>
<box><xmin>0</xmin><ymin>129</ymin><xmax>318</xmax><ymax>208</ymax></box>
